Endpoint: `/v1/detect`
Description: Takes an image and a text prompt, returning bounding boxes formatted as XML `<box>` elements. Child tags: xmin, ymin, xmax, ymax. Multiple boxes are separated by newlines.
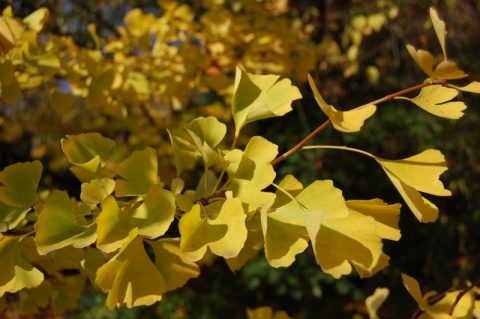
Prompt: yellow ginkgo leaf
<box><xmin>346</xmin><ymin>199</ymin><xmax>401</xmax><ymax>241</ymax></box>
<box><xmin>430</xmin><ymin>8</ymin><xmax>447</xmax><ymax>60</ymax></box>
<box><xmin>308</xmin><ymin>74</ymin><xmax>376</xmax><ymax>132</ymax></box>
<box><xmin>95</xmin><ymin>228</ymin><xmax>165</xmax><ymax>310</ymax></box>
<box><xmin>23</xmin><ymin>8</ymin><xmax>49</xmax><ymax>32</ymax></box>
<box><xmin>396</xmin><ymin>84</ymin><xmax>466</xmax><ymax>119</ymax></box>
<box><xmin>365</xmin><ymin>287</ymin><xmax>389</xmax><ymax>319</ymax></box>
<box><xmin>179</xmin><ymin>199</ymin><xmax>247</xmax><ymax>261</ymax></box>
<box><xmin>406</xmin><ymin>45</ymin><xmax>466</xmax><ymax>80</ymax></box>
<box><xmin>0</xmin><ymin>15</ymin><xmax>24</xmax><ymax>53</ymax></box>
<box><xmin>448</xmin><ymin>81</ymin><xmax>480</xmax><ymax>94</ymax></box>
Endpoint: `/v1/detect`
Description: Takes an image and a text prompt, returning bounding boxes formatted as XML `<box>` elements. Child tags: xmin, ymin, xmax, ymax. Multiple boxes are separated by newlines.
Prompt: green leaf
<box><xmin>95</xmin><ymin>228</ymin><xmax>165</xmax><ymax>309</ymax></box>
<box><xmin>81</xmin><ymin>247</ymin><xmax>107</xmax><ymax>287</ymax></box>
<box><xmin>0</xmin><ymin>202</ymin><xmax>30</xmax><ymax>232</ymax></box>
<box><xmin>0</xmin><ymin>161</ymin><xmax>42</xmax><ymax>208</ymax></box>
<box><xmin>146</xmin><ymin>238</ymin><xmax>200</xmax><ymax>291</ymax></box>
<box><xmin>80</xmin><ymin>178</ymin><xmax>115</xmax><ymax>205</ymax></box>
<box><xmin>97</xmin><ymin>185</ymin><xmax>175</xmax><ymax>253</ymax></box>
<box><xmin>61</xmin><ymin>133</ymin><xmax>115</xmax><ymax>173</ymax></box>
<box><xmin>35</xmin><ymin>191</ymin><xmax>97</xmax><ymax>255</ymax></box>
<box><xmin>232</xmin><ymin>67</ymin><xmax>302</xmax><ymax>136</ymax></box>
<box><xmin>225</xmin><ymin>136</ymin><xmax>278</xmax><ymax>216</ymax></box>
<box><xmin>346</xmin><ymin>199</ymin><xmax>401</xmax><ymax>241</ymax></box>
<box><xmin>19</xmin><ymin>281</ymin><xmax>52</xmax><ymax>316</ymax></box>
<box><xmin>113</xmin><ymin>147</ymin><xmax>159</xmax><ymax>197</ymax></box>
<box><xmin>50</xmin><ymin>273</ymin><xmax>86</xmax><ymax>315</ymax></box>
<box><xmin>396</xmin><ymin>84</ymin><xmax>466</xmax><ymax>119</ymax></box>
<box><xmin>308</xmin><ymin>74</ymin><xmax>376</xmax><ymax>132</ymax></box>
<box><xmin>0</xmin><ymin>234</ymin><xmax>44</xmax><ymax>296</ymax></box>
<box><xmin>179</xmin><ymin>198</ymin><xmax>247</xmax><ymax>261</ymax></box>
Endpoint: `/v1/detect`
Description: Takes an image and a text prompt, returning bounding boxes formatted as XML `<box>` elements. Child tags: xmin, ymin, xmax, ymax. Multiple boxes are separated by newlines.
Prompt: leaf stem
<box><xmin>271</xmin><ymin>79</ymin><xmax>447</xmax><ymax>166</ymax></box>
<box><xmin>447</xmin><ymin>279</ymin><xmax>480</xmax><ymax>315</ymax></box>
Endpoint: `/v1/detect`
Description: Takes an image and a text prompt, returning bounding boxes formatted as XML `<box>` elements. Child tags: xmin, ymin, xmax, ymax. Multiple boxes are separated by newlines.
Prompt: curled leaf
<box><xmin>406</xmin><ymin>46</ymin><xmax>466</xmax><ymax>80</ymax></box>
<box><xmin>308</xmin><ymin>74</ymin><xmax>376</xmax><ymax>132</ymax></box>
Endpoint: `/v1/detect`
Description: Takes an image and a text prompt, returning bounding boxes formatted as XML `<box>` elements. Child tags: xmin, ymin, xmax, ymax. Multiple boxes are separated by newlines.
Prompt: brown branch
<box><xmin>271</xmin><ymin>78</ymin><xmax>447</xmax><ymax>166</ymax></box>
<box><xmin>447</xmin><ymin>279</ymin><xmax>480</xmax><ymax>315</ymax></box>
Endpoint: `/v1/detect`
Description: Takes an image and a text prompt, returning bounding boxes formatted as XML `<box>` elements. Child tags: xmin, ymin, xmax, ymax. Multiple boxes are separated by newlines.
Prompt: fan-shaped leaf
<box><xmin>0</xmin><ymin>16</ymin><xmax>24</xmax><ymax>53</ymax></box>
<box><xmin>0</xmin><ymin>60</ymin><xmax>23</xmax><ymax>103</ymax></box>
<box><xmin>97</xmin><ymin>185</ymin><xmax>175</xmax><ymax>253</ymax></box>
<box><xmin>406</xmin><ymin>45</ymin><xmax>466</xmax><ymax>80</ymax></box>
<box><xmin>365</xmin><ymin>287</ymin><xmax>389</xmax><ymax>319</ymax></box>
<box><xmin>80</xmin><ymin>178</ymin><xmax>115</xmax><ymax>205</ymax></box>
<box><xmin>0</xmin><ymin>202</ymin><xmax>30</xmax><ymax>232</ymax></box>
<box><xmin>232</xmin><ymin>67</ymin><xmax>302</xmax><ymax>136</ymax></box>
<box><xmin>448</xmin><ymin>81</ymin><xmax>480</xmax><ymax>94</ymax></box>
<box><xmin>0</xmin><ymin>235</ymin><xmax>44</xmax><ymax>296</ymax></box>
<box><xmin>95</xmin><ymin>228</ymin><xmax>165</xmax><ymax>309</ymax></box>
<box><xmin>0</xmin><ymin>161</ymin><xmax>42</xmax><ymax>208</ymax></box>
<box><xmin>167</xmin><ymin>130</ymin><xmax>199</xmax><ymax>177</ymax></box>
<box><xmin>308</xmin><ymin>74</ymin><xmax>376</xmax><ymax>132</ymax></box>
<box><xmin>396</xmin><ymin>84</ymin><xmax>466</xmax><ymax>119</ymax></box>
<box><xmin>23</xmin><ymin>8</ymin><xmax>49</xmax><ymax>32</ymax></box>
<box><xmin>179</xmin><ymin>198</ymin><xmax>247</xmax><ymax>261</ymax></box>
<box><xmin>113</xmin><ymin>147</ymin><xmax>159</xmax><ymax>197</ymax></box>
<box><xmin>35</xmin><ymin>190</ymin><xmax>97</xmax><ymax>255</ymax></box>
<box><xmin>61</xmin><ymin>133</ymin><xmax>115</xmax><ymax>173</ymax></box>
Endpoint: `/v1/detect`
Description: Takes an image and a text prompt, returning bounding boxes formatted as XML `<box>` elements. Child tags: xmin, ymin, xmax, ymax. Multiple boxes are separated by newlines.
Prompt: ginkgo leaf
<box><xmin>97</xmin><ymin>185</ymin><xmax>175</xmax><ymax>253</ymax></box>
<box><xmin>246</xmin><ymin>306</ymin><xmax>292</xmax><ymax>319</ymax></box>
<box><xmin>50</xmin><ymin>273</ymin><xmax>86</xmax><ymax>315</ymax></box>
<box><xmin>418</xmin><ymin>290</ymin><xmax>475</xmax><ymax>319</ymax></box>
<box><xmin>448</xmin><ymin>81</ymin><xmax>480</xmax><ymax>94</ymax></box>
<box><xmin>80</xmin><ymin>178</ymin><xmax>115</xmax><ymax>205</ymax></box>
<box><xmin>19</xmin><ymin>281</ymin><xmax>52</xmax><ymax>316</ymax></box>
<box><xmin>95</xmin><ymin>228</ymin><xmax>165</xmax><ymax>309</ymax></box>
<box><xmin>35</xmin><ymin>190</ymin><xmax>97</xmax><ymax>255</ymax></box>
<box><xmin>232</xmin><ymin>66</ymin><xmax>302</xmax><ymax>136</ymax></box>
<box><xmin>146</xmin><ymin>238</ymin><xmax>200</xmax><ymax>291</ymax></box>
<box><xmin>113</xmin><ymin>147</ymin><xmax>159</xmax><ymax>197</ymax></box>
<box><xmin>179</xmin><ymin>199</ymin><xmax>247</xmax><ymax>261</ymax></box>
<box><xmin>402</xmin><ymin>274</ymin><xmax>455</xmax><ymax>319</ymax></box>
<box><xmin>0</xmin><ymin>161</ymin><xmax>42</xmax><ymax>208</ymax></box>
<box><xmin>0</xmin><ymin>60</ymin><xmax>23</xmax><ymax>104</ymax></box>
<box><xmin>61</xmin><ymin>133</ymin><xmax>115</xmax><ymax>173</ymax></box>
<box><xmin>396</xmin><ymin>84</ymin><xmax>466</xmax><ymax>119</ymax></box>
<box><xmin>365</xmin><ymin>287</ymin><xmax>389</xmax><ymax>319</ymax></box>
<box><xmin>346</xmin><ymin>199</ymin><xmax>401</xmax><ymax>241</ymax></box>
<box><xmin>225</xmin><ymin>229</ymin><xmax>263</xmax><ymax>272</ymax></box>
<box><xmin>81</xmin><ymin>247</ymin><xmax>107</xmax><ymax>287</ymax></box>
<box><xmin>0</xmin><ymin>234</ymin><xmax>44</xmax><ymax>296</ymax></box>
<box><xmin>0</xmin><ymin>15</ymin><xmax>24</xmax><ymax>53</ymax></box>
<box><xmin>225</xmin><ymin>136</ymin><xmax>278</xmax><ymax>216</ymax></box>
<box><xmin>308</xmin><ymin>74</ymin><xmax>376</xmax><ymax>132</ymax></box>
<box><xmin>0</xmin><ymin>202</ymin><xmax>30</xmax><ymax>232</ymax></box>
<box><xmin>184</xmin><ymin>117</ymin><xmax>225</xmax><ymax>169</ymax></box>
<box><xmin>50</xmin><ymin>91</ymin><xmax>75</xmax><ymax>115</ymax></box>
<box><xmin>23</xmin><ymin>8</ymin><xmax>49</xmax><ymax>32</ymax></box>
<box><xmin>167</xmin><ymin>129</ymin><xmax>199</xmax><ymax>177</ymax></box>
<box><xmin>406</xmin><ymin>45</ymin><xmax>466</xmax><ymax>80</ymax></box>
<box><xmin>430</xmin><ymin>8</ymin><xmax>446</xmax><ymax>60</ymax></box>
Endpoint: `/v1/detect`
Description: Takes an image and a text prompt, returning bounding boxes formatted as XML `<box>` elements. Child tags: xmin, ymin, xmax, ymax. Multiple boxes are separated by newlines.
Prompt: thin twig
<box><xmin>271</xmin><ymin>78</ymin><xmax>447</xmax><ymax>166</ymax></box>
<box><xmin>447</xmin><ymin>279</ymin><xmax>480</xmax><ymax>315</ymax></box>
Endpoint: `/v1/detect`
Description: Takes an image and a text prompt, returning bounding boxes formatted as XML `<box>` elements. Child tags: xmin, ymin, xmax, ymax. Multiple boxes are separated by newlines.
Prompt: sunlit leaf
<box><xmin>365</xmin><ymin>287</ymin><xmax>389</xmax><ymax>319</ymax></box>
<box><xmin>80</xmin><ymin>178</ymin><xmax>115</xmax><ymax>205</ymax></box>
<box><xmin>113</xmin><ymin>147</ymin><xmax>159</xmax><ymax>197</ymax></box>
<box><xmin>95</xmin><ymin>228</ymin><xmax>165</xmax><ymax>309</ymax></box>
<box><xmin>147</xmin><ymin>238</ymin><xmax>200</xmax><ymax>291</ymax></box>
<box><xmin>179</xmin><ymin>199</ymin><xmax>247</xmax><ymax>261</ymax></box>
<box><xmin>396</xmin><ymin>84</ymin><xmax>466</xmax><ymax>119</ymax></box>
<box><xmin>0</xmin><ymin>234</ymin><xmax>44</xmax><ymax>296</ymax></box>
<box><xmin>0</xmin><ymin>202</ymin><xmax>30</xmax><ymax>232</ymax></box>
<box><xmin>232</xmin><ymin>66</ymin><xmax>302</xmax><ymax>136</ymax></box>
<box><xmin>418</xmin><ymin>290</ymin><xmax>475</xmax><ymax>319</ymax></box>
<box><xmin>346</xmin><ymin>199</ymin><xmax>401</xmax><ymax>241</ymax></box>
<box><xmin>35</xmin><ymin>190</ymin><xmax>97</xmax><ymax>255</ymax></box>
<box><xmin>406</xmin><ymin>45</ymin><xmax>466</xmax><ymax>80</ymax></box>
<box><xmin>448</xmin><ymin>81</ymin><xmax>480</xmax><ymax>94</ymax></box>
<box><xmin>97</xmin><ymin>185</ymin><xmax>174</xmax><ymax>253</ymax></box>
<box><xmin>0</xmin><ymin>161</ymin><xmax>42</xmax><ymax>208</ymax></box>
<box><xmin>430</xmin><ymin>8</ymin><xmax>446</xmax><ymax>60</ymax></box>
<box><xmin>23</xmin><ymin>8</ymin><xmax>49</xmax><ymax>32</ymax></box>
<box><xmin>61</xmin><ymin>133</ymin><xmax>115</xmax><ymax>173</ymax></box>
<box><xmin>308</xmin><ymin>74</ymin><xmax>376</xmax><ymax>132</ymax></box>
<box><xmin>225</xmin><ymin>136</ymin><xmax>278</xmax><ymax>216</ymax></box>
